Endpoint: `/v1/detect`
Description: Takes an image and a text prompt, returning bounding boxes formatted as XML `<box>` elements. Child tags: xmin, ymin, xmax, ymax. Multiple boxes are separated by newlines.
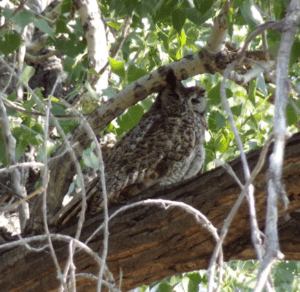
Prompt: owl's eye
<box><xmin>191</xmin><ymin>98</ymin><xmax>201</xmax><ymax>104</ymax></box>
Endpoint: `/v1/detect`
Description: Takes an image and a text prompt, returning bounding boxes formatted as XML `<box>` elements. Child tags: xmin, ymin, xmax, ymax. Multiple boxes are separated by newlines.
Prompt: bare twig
<box><xmin>56</xmin><ymin>95</ymin><xmax>112</xmax><ymax>292</ymax></box>
<box><xmin>0</xmin><ymin>57</ymin><xmax>87</xmax><ymax>236</ymax></box>
<box><xmin>0</xmin><ymin>182</ymin><xmax>24</xmax><ymax>200</ymax></box>
<box><xmin>239</xmin><ymin>21</ymin><xmax>283</xmax><ymax>61</ymax></box>
<box><xmin>0</xmin><ymin>162</ymin><xmax>44</xmax><ymax>173</ymax></box>
<box><xmin>86</xmin><ymin>198</ymin><xmax>220</xmax><ymax>246</ymax></box>
<box><xmin>3</xmin><ymin>96</ymin><xmax>87</xmax><ymax>118</ymax></box>
<box><xmin>0</xmin><ymin>94</ymin><xmax>27</xmax><ymax>230</ymax></box>
<box><xmin>208</xmin><ymin>134</ymin><xmax>274</xmax><ymax>289</ymax></box>
<box><xmin>210</xmin><ymin>56</ymin><xmax>276</xmax><ymax>289</ymax></box>
<box><xmin>0</xmin><ymin>233</ymin><xmax>102</xmax><ymax>264</ymax></box>
<box><xmin>219</xmin><ymin>61</ymin><xmax>265</xmax><ymax>273</ymax></box>
<box><xmin>0</xmin><ymin>185</ymin><xmax>43</xmax><ymax>212</ymax></box>
<box><xmin>42</xmin><ymin>77</ymin><xmax>67</xmax><ymax>291</ymax></box>
<box><xmin>254</xmin><ymin>1</ymin><xmax>300</xmax><ymax>291</ymax></box>
<box><xmin>63</xmin><ymin>239</ymin><xmax>76</xmax><ymax>292</ymax></box>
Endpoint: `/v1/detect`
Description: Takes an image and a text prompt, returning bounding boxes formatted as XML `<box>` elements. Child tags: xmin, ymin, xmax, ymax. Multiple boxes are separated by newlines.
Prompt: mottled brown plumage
<box><xmin>88</xmin><ymin>70</ymin><xmax>207</xmax><ymax>214</ymax></box>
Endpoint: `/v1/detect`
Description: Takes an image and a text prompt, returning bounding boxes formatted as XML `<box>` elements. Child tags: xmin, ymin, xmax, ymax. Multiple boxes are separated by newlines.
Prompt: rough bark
<box><xmin>1</xmin><ymin>132</ymin><xmax>300</xmax><ymax>292</ymax></box>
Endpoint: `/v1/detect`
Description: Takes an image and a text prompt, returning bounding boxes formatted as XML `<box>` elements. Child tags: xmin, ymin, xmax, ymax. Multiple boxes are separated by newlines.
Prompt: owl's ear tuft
<box><xmin>165</xmin><ymin>69</ymin><xmax>178</xmax><ymax>90</ymax></box>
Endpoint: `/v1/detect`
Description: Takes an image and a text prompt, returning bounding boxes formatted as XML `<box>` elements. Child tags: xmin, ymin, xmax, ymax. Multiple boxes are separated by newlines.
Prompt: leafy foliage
<box><xmin>1</xmin><ymin>0</ymin><xmax>300</xmax><ymax>291</ymax></box>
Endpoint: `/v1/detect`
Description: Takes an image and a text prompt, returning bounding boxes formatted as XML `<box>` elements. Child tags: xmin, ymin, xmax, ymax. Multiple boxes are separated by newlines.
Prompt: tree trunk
<box><xmin>1</xmin><ymin>132</ymin><xmax>300</xmax><ymax>292</ymax></box>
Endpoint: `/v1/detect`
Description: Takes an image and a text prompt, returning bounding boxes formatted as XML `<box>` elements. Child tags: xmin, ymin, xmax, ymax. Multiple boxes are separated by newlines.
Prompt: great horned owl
<box><xmin>86</xmin><ymin>70</ymin><xmax>207</xmax><ymax>214</ymax></box>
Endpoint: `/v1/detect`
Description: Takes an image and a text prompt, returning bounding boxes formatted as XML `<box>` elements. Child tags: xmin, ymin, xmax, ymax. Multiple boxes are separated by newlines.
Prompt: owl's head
<box><xmin>158</xmin><ymin>70</ymin><xmax>207</xmax><ymax>117</ymax></box>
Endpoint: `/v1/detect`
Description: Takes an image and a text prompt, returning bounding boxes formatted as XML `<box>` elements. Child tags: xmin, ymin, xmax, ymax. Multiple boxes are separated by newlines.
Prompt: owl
<box><xmin>60</xmin><ymin>70</ymin><xmax>207</xmax><ymax>223</ymax></box>
<box><xmin>85</xmin><ymin>69</ymin><xmax>207</xmax><ymax>214</ymax></box>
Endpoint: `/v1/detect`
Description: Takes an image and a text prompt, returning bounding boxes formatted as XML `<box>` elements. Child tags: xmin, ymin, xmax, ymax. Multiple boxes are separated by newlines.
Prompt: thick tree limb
<box><xmin>1</xmin><ymin>132</ymin><xmax>300</xmax><ymax>292</ymax></box>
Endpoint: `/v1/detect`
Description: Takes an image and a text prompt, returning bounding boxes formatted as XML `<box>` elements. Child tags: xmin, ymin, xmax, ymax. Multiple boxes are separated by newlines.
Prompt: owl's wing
<box><xmin>88</xmin><ymin>113</ymin><xmax>196</xmax><ymax>213</ymax></box>
<box><xmin>106</xmin><ymin>113</ymin><xmax>176</xmax><ymax>190</ymax></box>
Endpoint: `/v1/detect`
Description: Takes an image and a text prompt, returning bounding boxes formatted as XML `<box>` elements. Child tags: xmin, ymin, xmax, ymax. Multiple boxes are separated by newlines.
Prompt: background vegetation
<box><xmin>1</xmin><ymin>0</ymin><xmax>300</xmax><ymax>291</ymax></box>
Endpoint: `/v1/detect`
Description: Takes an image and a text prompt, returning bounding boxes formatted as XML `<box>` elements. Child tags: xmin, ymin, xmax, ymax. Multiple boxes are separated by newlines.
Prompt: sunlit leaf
<box><xmin>109</xmin><ymin>57</ymin><xmax>126</xmax><ymax>79</ymax></box>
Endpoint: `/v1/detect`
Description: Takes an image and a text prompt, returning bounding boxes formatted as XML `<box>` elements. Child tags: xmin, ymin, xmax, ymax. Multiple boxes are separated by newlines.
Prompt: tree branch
<box><xmin>1</xmin><ymin>132</ymin><xmax>300</xmax><ymax>292</ymax></box>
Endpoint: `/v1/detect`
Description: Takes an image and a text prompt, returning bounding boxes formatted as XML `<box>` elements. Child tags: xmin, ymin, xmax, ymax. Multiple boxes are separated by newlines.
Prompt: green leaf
<box><xmin>172</xmin><ymin>9</ymin><xmax>186</xmax><ymax>33</ymax></box>
<box><xmin>233</xmin><ymin>0</ymin><xmax>244</xmax><ymax>7</ymax></box>
<box><xmin>290</xmin><ymin>41</ymin><xmax>300</xmax><ymax>68</ymax></box>
<box><xmin>208</xmin><ymin>111</ymin><xmax>226</xmax><ymax>130</ymax></box>
<box><xmin>7</xmin><ymin>92</ymin><xmax>17</xmax><ymax>101</ymax></box>
<box><xmin>127</xmin><ymin>64</ymin><xmax>148</xmax><ymax>83</ymax></box>
<box><xmin>226</xmin><ymin>8</ymin><xmax>234</xmax><ymax>38</ymax></box>
<box><xmin>179</xmin><ymin>29</ymin><xmax>186</xmax><ymax>47</ymax></box>
<box><xmin>135</xmin><ymin>2</ymin><xmax>155</xmax><ymax>18</ymax></box>
<box><xmin>274</xmin><ymin>0</ymin><xmax>288</xmax><ymax>20</ymax></box>
<box><xmin>11</xmin><ymin>126</ymin><xmax>44</xmax><ymax>162</ymax></box>
<box><xmin>124</xmin><ymin>0</ymin><xmax>138</xmax><ymax>14</ymax></box>
<box><xmin>187</xmin><ymin>272</ymin><xmax>202</xmax><ymax>292</ymax></box>
<box><xmin>56</xmin><ymin>15</ymin><xmax>70</xmax><ymax>34</ymax></box>
<box><xmin>15</xmin><ymin>138</ymin><xmax>28</xmax><ymax>161</ymax></box>
<box><xmin>0</xmin><ymin>32</ymin><xmax>21</xmax><ymax>57</ymax></box>
<box><xmin>186</xmin><ymin>8</ymin><xmax>202</xmax><ymax>25</ymax></box>
<box><xmin>215</xmin><ymin>112</ymin><xmax>226</xmax><ymax>129</ymax></box>
<box><xmin>217</xmin><ymin>133</ymin><xmax>229</xmax><ymax>153</ymax></box>
<box><xmin>107</xmin><ymin>21</ymin><xmax>122</xmax><ymax>30</ymax></box>
<box><xmin>109</xmin><ymin>57</ymin><xmax>126</xmax><ymax>79</ymax></box>
<box><xmin>257</xmin><ymin>73</ymin><xmax>267</xmax><ymax>96</ymax></box>
<box><xmin>61</xmin><ymin>0</ymin><xmax>71</xmax><ymax>13</ymax></box>
<box><xmin>207</xmin><ymin>83</ymin><xmax>222</xmax><ymax>105</ymax></box>
<box><xmin>2</xmin><ymin>7</ymin><xmax>13</xmax><ymax>19</ymax></box>
<box><xmin>0</xmin><ymin>134</ymin><xmax>7</xmax><ymax>165</ymax></box>
<box><xmin>18</xmin><ymin>65</ymin><xmax>35</xmax><ymax>84</ymax></box>
<box><xmin>12</xmin><ymin>11</ymin><xmax>35</xmax><ymax>29</ymax></box>
<box><xmin>286</xmin><ymin>104</ymin><xmax>298</xmax><ymax>126</ymax></box>
<box><xmin>54</xmin><ymin>37</ymin><xmax>86</xmax><ymax>58</ymax></box>
<box><xmin>82</xmin><ymin>147</ymin><xmax>100</xmax><ymax>170</ymax></box>
<box><xmin>249</xmin><ymin>79</ymin><xmax>257</xmax><ymax>105</ymax></box>
<box><xmin>51</xmin><ymin>104</ymin><xmax>66</xmax><ymax>116</ymax></box>
<box><xmin>33</xmin><ymin>18</ymin><xmax>54</xmax><ymax>38</ymax></box>
<box><xmin>157</xmin><ymin>281</ymin><xmax>173</xmax><ymax>292</ymax></box>
<box><xmin>23</xmin><ymin>97</ymin><xmax>36</xmax><ymax>111</ymax></box>
<box><xmin>116</xmin><ymin>104</ymin><xmax>145</xmax><ymax>135</ymax></box>
<box><xmin>198</xmin><ymin>5</ymin><xmax>214</xmax><ymax>25</ymax></box>
<box><xmin>152</xmin><ymin>0</ymin><xmax>176</xmax><ymax>23</ymax></box>
<box><xmin>273</xmin><ymin>261</ymin><xmax>297</xmax><ymax>287</ymax></box>
<box><xmin>240</xmin><ymin>0</ymin><xmax>263</xmax><ymax>28</ymax></box>
<box><xmin>207</xmin><ymin>82</ymin><xmax>233</xmax><ymax>106</ymax></box>
<box><xmin>102</xmin><ymin>88</ymin><xmax>117</xmax><ymax>99</ymax></box>
<box><xmin>195</xmin><ymin>0</ymin><xmax>214</xmax><ymax>15</ymax></box>
<box><xmin>63</xmin><ymin>56</ymin><xmax>75</xmax><ymax>72</ymax></box>
<box><xmin>58</xmin><ymin>119</ymin><xmax>80</xmax><ymax>134</ymax></box>
<box><xmin>231</xmin><ymin>104</ymin><xmax>242</xmax><ymax>117</ymax></box>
